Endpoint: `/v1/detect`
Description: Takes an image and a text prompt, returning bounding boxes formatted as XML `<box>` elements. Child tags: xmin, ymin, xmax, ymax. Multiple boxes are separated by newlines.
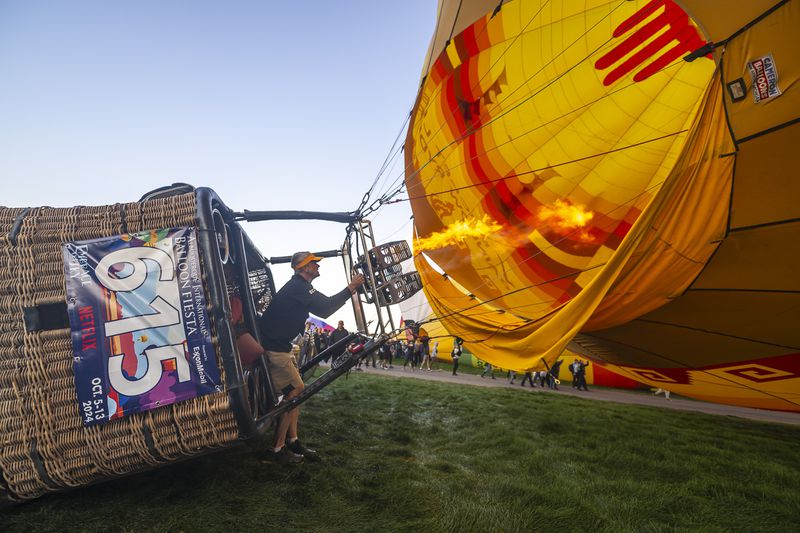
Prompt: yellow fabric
<box><xmin>417</xmin><ymin>77</ymin><xmax>731</xmax><ymax>369</ymax></box>
<box><xmin>577</xmin><ymin>2</ymin><xmax>800</xmax><ymax>411</ymax></box>
<box><xmin>716</xmin><ymin>0</ymin><xmax>800</xmax><ymax>140</ymax></box>
<box><xmin>585</xmin><ymin>75</ymin><xmax>734</xmax><ymax>329</ymax></box>
<box><xmin>677</xmin><ymin>0</ymin><xmax>783</xmax><ymax>46</ymax></box>
<box><xmin>407</xmin><ymin>0</ymin><xmax>720</xmax><ymax>365</ymax></box>
<box><xmin>406</xmin><ymin>0</ymin><xmax>800</xmax><ymax>411</ymax></box>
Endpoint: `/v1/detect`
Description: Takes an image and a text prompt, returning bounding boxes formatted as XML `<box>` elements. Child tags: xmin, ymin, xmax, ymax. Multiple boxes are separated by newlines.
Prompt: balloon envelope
<box><xmin>405</xmin><ymin>0</ymin><xmax>800</xmax><ymax>411</ymax></box>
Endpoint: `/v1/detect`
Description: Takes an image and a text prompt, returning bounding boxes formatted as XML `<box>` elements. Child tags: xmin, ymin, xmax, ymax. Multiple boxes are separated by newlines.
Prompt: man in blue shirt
<box><xmin>258</xmin><ymin>251</ymin><xmax>364</xmax><ymax>463</ymax></box>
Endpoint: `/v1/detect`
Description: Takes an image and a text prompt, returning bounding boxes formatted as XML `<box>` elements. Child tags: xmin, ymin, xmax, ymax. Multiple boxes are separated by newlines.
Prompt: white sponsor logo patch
<box><xmin>747</xmin><ymin>54</ymin><xmax>781</xmax><ymax>103</ymax></box>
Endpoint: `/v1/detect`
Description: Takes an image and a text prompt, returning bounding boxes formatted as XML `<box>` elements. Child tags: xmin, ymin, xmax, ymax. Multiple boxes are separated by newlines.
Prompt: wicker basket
<box><xmin>0</xmin><ymin>188</ymin><xmax>270</xmax><ymax>503</ymax></box>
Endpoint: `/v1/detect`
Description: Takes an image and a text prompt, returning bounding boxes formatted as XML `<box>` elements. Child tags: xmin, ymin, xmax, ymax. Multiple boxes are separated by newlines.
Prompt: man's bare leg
<box><xmin>287</xmin><ymin>406</ymin><xmax>301</xmax><ymax>440</ymax></box>
<box><xmin>273</xmin><ymin>387</ymin><xmax>303</xmax><ymax>449</ymax></box>
<box><xmin>273</xmin><ymin>410</ymin><xmax>293</xmax><ymax>450</ymax></box>
<box><xmin>278</xmin><ymin>385</ymin><xmax>318</xmax><ymax>460</ymax></box>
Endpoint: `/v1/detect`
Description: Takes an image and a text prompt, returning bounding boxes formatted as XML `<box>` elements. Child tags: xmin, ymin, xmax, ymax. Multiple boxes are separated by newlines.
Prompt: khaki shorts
<box><xmin>265</xmin><ymin>350</ymin><xmax>303</xmax><ymax>393</ymax></box>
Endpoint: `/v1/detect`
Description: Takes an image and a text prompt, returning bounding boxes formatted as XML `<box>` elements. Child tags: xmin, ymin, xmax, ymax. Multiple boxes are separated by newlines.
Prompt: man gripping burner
<box><xmin>258</xmin><ymin>251</ymin><xmax>365</xmax><ymax>463</ymax></box>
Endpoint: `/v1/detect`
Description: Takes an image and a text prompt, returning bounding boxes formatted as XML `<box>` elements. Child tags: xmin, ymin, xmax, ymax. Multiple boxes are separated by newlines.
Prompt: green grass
<box><xmin>2</xmin><ymin>373</ymin><xmax>799</xmax><ymax>532</ymax></box>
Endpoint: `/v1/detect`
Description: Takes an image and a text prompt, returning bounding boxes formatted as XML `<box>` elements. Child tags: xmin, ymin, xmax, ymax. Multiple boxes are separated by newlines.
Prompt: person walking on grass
<box><xmin>569</xmin><ymin>359</ymin><xmax>578</xmax><ymax>388</ymax></box>
<box><xmin>451</xmin><ymin>337</ymin><xmax>463</xmax><ymax>375</ymax></box>
<box><xmin>403</xmin><ymin>340</ymin><xmax>415</xmax><ymax>371</ymax></box>
<box><xmin>381</xmin><ymin>341</ymin><xmax>394</xmax><ymax>370</ymax></box>
<box><xmin>575</xmin><ymin>360</ymin><xmax>590</xmax><ymax>391</ymax></box>
<box><xmin>420</xmin><ymin>336</ymin><xmax>433</xmax><ymax>371</ymax></box>
<box><xmin>316</xmin><ymin>327</ymin><xmax>327</xmax><ymax>356</ymax></box>
<box><xmin>412</xmin><ymin>339</ymin><xmax>422</xmax><ymax>371</ymax></box>
<box><xmin>480</xmin><ymin>362</ymin><xmax>496</xmax><ymax>379</ymax></box>
<box><xmin>257</xmin><ymin>251</ymin><xmax>364</xmax><ymax>464</ymax></box>
<box><xmin>298</xmin><ymin>322</ymin><xmax>315</xmax><ymax>367</ymax></box>
<box><xmin>548</xmin><ymin>360</ymin><xmax>563</xmax><ymax>390</ymax></box>
<box><xmin>520</xmin><ymin>371</ymin><xmax>535</xmax><ymax>387</ymax></box>
<box><xmin>328</xmin><ymin>320</ymin><xmax>349</xmax><ymax>363</ymax></box>
<box><xmin>364</xmin><ymin>342</ymin><xmax>378</xmax><ymax>368</ymax></box>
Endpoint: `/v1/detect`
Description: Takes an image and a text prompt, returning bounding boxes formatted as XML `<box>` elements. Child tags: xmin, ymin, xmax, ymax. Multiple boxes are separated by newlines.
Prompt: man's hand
<box><xmin>347</xmin><ymin>274</ymin><xmax>365</xmax><ymax>293</ymax></box>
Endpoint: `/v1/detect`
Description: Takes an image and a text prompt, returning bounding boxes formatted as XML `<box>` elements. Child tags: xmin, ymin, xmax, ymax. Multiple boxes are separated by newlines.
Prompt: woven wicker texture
<box><xmin>0</xmin><ymin>193</ymin><xmax>238</xmax><ymax>501</ymax></box>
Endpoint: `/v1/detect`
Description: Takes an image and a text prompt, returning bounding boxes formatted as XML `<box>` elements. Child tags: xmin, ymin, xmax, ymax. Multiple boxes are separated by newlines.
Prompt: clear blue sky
<box><xmin>0</xmin><ymin>0</ymin><xmax>436</xmax><ymax>330</ymax></box>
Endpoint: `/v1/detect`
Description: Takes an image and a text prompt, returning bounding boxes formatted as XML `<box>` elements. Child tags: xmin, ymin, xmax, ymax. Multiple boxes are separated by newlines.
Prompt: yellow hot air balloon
<box><xmin>406</xmin><ymin>0</ymin><xmax>800</xmax><ymax>411</ymax></box>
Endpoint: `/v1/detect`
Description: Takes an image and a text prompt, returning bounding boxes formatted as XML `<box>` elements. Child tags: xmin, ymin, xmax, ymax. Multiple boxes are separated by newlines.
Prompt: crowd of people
<box><xmin>290</xmin><ymin>318</ymin><xmax>594</xmax><ymax>396</ymax></box>
<box><xmin>353</xmin><ymin>337</ymin><xmax>439</xmax><ymax>371</ymax></box>
<box><xmin>293</xmin><ymin>320</ymin><xmax>350</xmax><ymax>367</ymax></box>
<box><xmin>293</xmin><ymin>319</ymin><xmax>596</xmax><ymax>398</ymax></box>
<box><xmin>294</xmin><ymin>324</ymin><xmax>455</xmax><ymax>375</ymax></box>
<box><xmin>338</xmin><ymin>335</ymin><xmax>593</xmax><ymax>395</ymax></box>
<box><xmin>490</xmin><ymin>358</ymin><xmax>591</xmax><ymax>392</ymax></box>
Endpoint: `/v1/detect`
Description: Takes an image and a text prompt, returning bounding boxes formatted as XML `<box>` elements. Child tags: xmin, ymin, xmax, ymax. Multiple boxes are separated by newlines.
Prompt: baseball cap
<box><xmin>291</xmin><ymin>251</ymin><xmax>323</xmax><ymax>270</ymax></box>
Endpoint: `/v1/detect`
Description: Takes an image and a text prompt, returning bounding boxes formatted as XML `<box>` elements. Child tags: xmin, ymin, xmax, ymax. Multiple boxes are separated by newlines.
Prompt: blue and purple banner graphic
<box><xmin>63</xmin><ymin>227</ymin><xmax>221</xmax><ymax>426</ymax></box>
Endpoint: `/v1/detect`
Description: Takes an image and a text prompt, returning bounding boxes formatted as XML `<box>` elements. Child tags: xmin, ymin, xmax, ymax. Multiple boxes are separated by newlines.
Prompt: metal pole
<box><xmin>356</xmin><ymin>220</ymin><xmax>389</xmax><ymax>336</ymax></box>
<box><xmin>235</xmin><ymin>210</ymin><xmax>357</xmax><ymax>224</ymax></box>
<box><xmin>342</xmin><ymin>234</ymin><xmax>368</xmax><ymax>334</ymax></box>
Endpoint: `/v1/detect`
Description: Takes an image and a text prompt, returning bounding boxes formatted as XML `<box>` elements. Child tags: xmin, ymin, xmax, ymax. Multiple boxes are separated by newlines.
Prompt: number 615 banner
<box><xmin>63</xmin><ymin>227</ymin><xmax>222</xmax><ymax>426</ymax></box>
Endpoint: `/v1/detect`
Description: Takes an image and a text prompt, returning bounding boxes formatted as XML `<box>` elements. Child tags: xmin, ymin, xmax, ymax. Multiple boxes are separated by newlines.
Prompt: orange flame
<box><xmin>538</xmin><ymin>200</ymin><xmax>595</xmax><ymax>242</ymax></box>
<box><xmin>416</xmin><ymin>215</ymin><xmax>503</xmax><ymax>252</ymax></box>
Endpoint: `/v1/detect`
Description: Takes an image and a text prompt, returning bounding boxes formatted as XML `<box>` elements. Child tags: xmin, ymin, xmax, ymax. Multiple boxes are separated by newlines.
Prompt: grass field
<box><xmin>2</xmin><ymin>373</ymin><xmax>799</xmax><ymax>532</ymax></box>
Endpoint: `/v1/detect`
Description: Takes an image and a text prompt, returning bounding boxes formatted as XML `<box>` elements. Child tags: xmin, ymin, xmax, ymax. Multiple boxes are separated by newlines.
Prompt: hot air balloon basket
<box><xmin>0</xmin><ymin>188</ymin><xmax>272</xmax><ymax>504</ymax></box>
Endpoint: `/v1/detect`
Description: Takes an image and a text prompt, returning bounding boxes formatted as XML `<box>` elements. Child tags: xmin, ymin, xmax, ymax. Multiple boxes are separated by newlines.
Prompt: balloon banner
<box><xmin>63</xmin><ymin>227</ymin><xmax>221</xmax><ymax>426</ymax></box>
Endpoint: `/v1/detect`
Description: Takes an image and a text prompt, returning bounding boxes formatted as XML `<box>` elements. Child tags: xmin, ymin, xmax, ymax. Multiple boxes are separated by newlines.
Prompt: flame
<box><xmin>416</xmin><ymin>215</ymin><xmax>503</xmax><ymax>252</ymax></box>
<box><xmin>537</xmin><ymin>200</ymin><xmax>595</xmax><ymax>242</ymax></box>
